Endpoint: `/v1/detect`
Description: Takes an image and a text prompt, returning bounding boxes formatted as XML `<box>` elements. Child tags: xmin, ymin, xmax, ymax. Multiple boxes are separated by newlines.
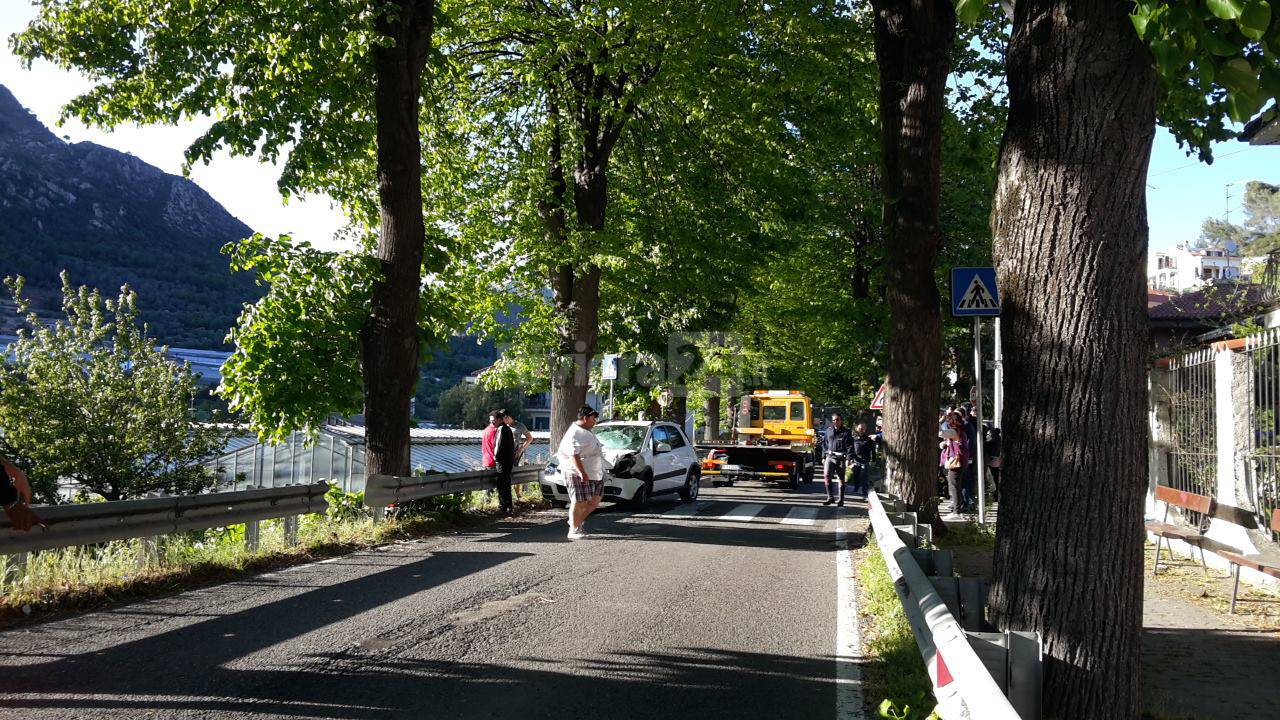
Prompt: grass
<box><xmin>856</xmin><ymin>535</ymin><xmax>940</xmax><ymax>720</ymax></box>
<box><xmin>0</xmin><ymin>483</ymin><xmax>546</xmax><ymax>624</ymax></box>
<box><xmin>934</xmin><ymin>519</ymin><xmax>996</xmax><ymax>549</ymax></box>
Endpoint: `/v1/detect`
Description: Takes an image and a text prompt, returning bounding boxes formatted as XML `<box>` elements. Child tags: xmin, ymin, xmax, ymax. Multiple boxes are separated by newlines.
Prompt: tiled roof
<box><xmin>1148</xmin><ymin>283</ymin><xmax>1279</xmax><ymax>322</ymax></box>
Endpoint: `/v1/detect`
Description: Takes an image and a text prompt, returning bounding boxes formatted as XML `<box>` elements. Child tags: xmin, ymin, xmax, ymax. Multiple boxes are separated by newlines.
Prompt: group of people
<box><xmin>938</xmin><ymin>402</ymin><xmax>1002</xmax><ymax>520</ymax></box>
<box><xmin>481</xmin><ymin>408</ymin><xmax>534</xmax><ymax>515</ymax></box>
<box><xmin>819</xmin><ymin>413</ymin><xmax>881</xmax><ymax>506</ymax></box>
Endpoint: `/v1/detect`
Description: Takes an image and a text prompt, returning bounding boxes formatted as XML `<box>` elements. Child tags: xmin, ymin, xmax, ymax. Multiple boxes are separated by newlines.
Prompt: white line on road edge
<box><xmin>835</xmin><ymin>521</ymin><xmax>866</xmax><ymax>720</ymax></box>
<box><xmin>781</xmin><ymin>506</ymin><xmax>819</xmax><ymax>526</ymax></box>
<box><xmin>718</xmin><ymin>503</ymin><xmax>765</xmax><ymax>522</ymax></box>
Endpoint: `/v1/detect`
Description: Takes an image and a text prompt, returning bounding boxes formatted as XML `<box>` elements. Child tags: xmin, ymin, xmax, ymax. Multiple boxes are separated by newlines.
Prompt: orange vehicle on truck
<box><xmin>697</xmin><ymin>390</ymin><xmax>817</xmax><ymax>489</ymax></box>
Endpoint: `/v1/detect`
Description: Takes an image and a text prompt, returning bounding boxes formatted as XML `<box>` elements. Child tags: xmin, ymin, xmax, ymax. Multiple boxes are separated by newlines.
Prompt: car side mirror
<box><xmin>654</xmin><ymin>442</ymin><xmax>672</xmax><ymax>454</ymax></box>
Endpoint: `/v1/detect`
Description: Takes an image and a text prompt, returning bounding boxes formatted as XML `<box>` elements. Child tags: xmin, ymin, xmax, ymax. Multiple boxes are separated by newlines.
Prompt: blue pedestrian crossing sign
<box><xmin>951</xmin><ymin>267</ymin><xmax>1001</xmax><ymax>317</ymax></box>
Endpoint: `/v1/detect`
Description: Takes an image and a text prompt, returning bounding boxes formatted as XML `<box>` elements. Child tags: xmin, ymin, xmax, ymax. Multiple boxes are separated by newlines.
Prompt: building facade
<box><xmin>1148</xmin><ymin>244</ymin><xmax>1254</xmax><ymax>292</ymax></box>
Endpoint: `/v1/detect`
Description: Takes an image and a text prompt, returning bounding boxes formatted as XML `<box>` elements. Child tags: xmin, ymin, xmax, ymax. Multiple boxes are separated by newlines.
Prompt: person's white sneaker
<box><xmin>567</xmin><ymin>527</ymin><xmax>586</xmax><ymax>540</ymax></box>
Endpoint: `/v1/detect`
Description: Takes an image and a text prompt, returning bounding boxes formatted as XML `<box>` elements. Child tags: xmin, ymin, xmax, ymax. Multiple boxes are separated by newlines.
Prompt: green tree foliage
<box><xmin>434</xmin><ymin>382</ymin><xmax>526</xmax><ymax>429</ymax></box>
<box><xmin>1129</xmin><ymin>0</ymin><xmax>1280</xmax><ymax>158</ymax></box>
<box><xmin>0</xmin><ymin>274</ymin><xmax>227</xmax><ymax>502</ymax></box>
<box><xmin>218</xmin><ymin>236</ymin><xmax>378</xmax><ymax>442</ymax></box>
<box><xmin>13</xmin><ymin>0</ymin><xmax>443</xmax><ymax>477</ymax></box>
<box><xmin>1198</xmin><ymin>181</ymin><xmax>1280</xmax><ymax>255</ymax></box>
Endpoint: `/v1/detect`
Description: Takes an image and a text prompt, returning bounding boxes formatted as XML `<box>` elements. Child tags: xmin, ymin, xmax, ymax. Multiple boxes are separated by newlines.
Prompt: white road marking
<box><xmin>718</xmin><ymin>503</ymin><xmax>765</xmax><ymax>522</ymax></box>
<box><xmin>781</xmin><ymin>506</ymin><xmax>819</xmax><ymax>526</ymax></box>
<box><xmin>835</xmin><ymin>523</ymin><xmax>866</xmax><ymax>720</ymax></box>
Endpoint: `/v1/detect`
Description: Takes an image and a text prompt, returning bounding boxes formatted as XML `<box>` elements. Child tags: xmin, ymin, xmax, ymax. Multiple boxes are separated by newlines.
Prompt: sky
<box><xmin>1</xmin><ymin>4</ymin><xmax>1277</xmax><ymax>256</ymax></box>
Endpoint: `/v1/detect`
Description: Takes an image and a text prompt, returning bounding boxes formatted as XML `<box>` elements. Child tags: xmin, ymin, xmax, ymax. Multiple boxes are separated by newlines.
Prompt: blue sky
<box><xmin>1</xmin><ymin>4</ymin><xmax>1276</xmax><ymax>255</ymax></box>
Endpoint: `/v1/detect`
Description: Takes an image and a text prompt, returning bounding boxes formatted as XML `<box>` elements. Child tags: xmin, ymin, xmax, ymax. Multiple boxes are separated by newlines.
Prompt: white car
<box><xmin>541</xmin><ymin>421</ymin><xmax>702</xmax><ymax>509</ymax></box>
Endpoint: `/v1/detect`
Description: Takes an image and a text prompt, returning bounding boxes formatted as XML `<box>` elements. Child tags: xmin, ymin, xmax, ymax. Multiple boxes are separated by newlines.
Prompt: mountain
<box><xmin>0</xmin><ymin>84</ymin><xmax>260</xmax><ymax>348</ymax></box>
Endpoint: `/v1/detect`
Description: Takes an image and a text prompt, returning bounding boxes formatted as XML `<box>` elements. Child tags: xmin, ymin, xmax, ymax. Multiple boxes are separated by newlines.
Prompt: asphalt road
<box><xmin>0</xmin><ymin>481</ymin><xmax>869</xmax><ymax>720</ymax></box>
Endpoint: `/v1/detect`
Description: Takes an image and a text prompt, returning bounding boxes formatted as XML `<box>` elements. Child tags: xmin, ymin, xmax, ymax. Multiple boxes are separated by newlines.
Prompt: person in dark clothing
<box><xmin>492</xmin><ymin>411</ymin><xmax>516</xmax><ymax>515</ymax></box>
<box><xmin>822</xmin><ymin>414</ymin><xmax>855</xmax><ymax>507</ymax></box>
<box><xmin>983</xmin><ymin>421</ymin><xmax>1002</xmax><ymax>502</ymax></box>
<box><xmin>960</xmin><ymin>406</ymin><xmax>980</xmax><ymax>511</ymax></box>
<box><xmin>1</xmin><ymin>455</ymin><xmax>43</xmax><ymax>532</ymax></box>
<box><xmin>847</xmin><ymin>422</ymin><xmax>876</xmax><ymax>498</ymax></box>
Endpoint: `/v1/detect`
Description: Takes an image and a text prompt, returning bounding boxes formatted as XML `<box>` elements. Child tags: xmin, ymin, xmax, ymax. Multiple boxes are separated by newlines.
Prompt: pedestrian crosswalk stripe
<box><xmin>718</xmin><ymin>503</ymin><xmax>765</xmax><ymax>522</ymax></box>
<box><xmin>781</xmin><ymin>506</ymin><xmax>818</xmax><ymax>526</ymax></box>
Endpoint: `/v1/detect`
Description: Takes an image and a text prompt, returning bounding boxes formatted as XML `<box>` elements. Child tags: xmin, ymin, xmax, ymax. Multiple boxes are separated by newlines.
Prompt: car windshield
<box><xmin>594</xmin><ymin>425</ymin><xmax>647</xmax><ymax>451</ymax></box>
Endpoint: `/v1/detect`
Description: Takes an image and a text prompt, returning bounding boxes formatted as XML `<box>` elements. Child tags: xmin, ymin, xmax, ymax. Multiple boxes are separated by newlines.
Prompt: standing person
<box><xmin>960</xmin><ymin>403</ymin><xmax>979</xmax><ymax>511</ymax></box>
<box><xmin>557</xmin><ymin>405</ymin><xmax>604</xmax><ymax>539</ymax></box>
<box><xmin>501</xmin><ymin>410</ymin><xmax>533</xmax><ymax>463</ymax></box>
<box><xmin>940</xmin><ymin>411</ymin><xmax>970</xmax><ymax>520</ymax></box>
<box><xmin>1</xmin><ymin>455</ymin><xmax>42</xmax><ymax>532</ymax></box>
<box><xmin>983</xmin><ymin>420</ymin><xmax>1002</xmax><ymax>503</ymax></box>
<box><xmin>493</xmin><ymin>411</ymin><xmax>516</xmax><ymax>515</ymax></box>
<box><xmin>481</xmin><ymin>411</ymin><xmax>500</xmax><ymax>469</ymax></box>
<box><xmin>822</xmin><ymin>413</ymin><xmax>854</xmax><ymax>507</ymax></box>
<box><xmin>848</xmin><ymin>422</ymin><xmax>876</xmax><ymax>499</ymax></box>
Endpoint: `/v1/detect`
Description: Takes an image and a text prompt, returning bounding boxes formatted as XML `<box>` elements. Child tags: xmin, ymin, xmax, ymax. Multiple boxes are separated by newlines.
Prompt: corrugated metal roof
<box><xmin>326</xmin><ymin>424</ymin><xmax>550</xmax><ymax>445</ymax></box>
<box><xmin>409</xmin><ymin>444</ymin><xmax>552</xmax><ymax>474</ymax></box>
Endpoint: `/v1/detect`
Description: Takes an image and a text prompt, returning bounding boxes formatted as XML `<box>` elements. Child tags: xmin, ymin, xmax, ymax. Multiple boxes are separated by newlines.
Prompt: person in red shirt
<box><xmin>481</xmin><ymin>411</ymin><xmax>500</xmax><ymax>468</ymax></box>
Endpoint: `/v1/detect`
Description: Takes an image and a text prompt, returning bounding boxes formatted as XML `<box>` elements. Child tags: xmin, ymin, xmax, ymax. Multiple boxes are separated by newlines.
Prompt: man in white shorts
<box><xmin>557</xmin><ymin>405</ymin><xmax>603</xmax><ymax>539</ymax></box>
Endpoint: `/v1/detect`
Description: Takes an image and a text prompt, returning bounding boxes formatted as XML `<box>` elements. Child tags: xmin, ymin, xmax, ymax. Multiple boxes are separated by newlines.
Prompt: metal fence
<box><xmin>1166</xmin><ymin>348</ymin><xmax>1217</xmax><ymax>527</ymax></box>
<box><xmin>1245</xmin><ymin>329</ymin><xmax>1280</xmax><ymax>543</ymax></box>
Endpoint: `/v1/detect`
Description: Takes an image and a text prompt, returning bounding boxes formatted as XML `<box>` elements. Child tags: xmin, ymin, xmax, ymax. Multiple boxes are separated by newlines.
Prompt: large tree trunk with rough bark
<box><xmin>987</xmin><ymin>2</ymin><xmax>1156</xmax><ymax>717</ymax></box>
<box><xmin>872</xmin><ymin>0</ymin><xmax>954</xmax><ymax>524</ymax></box>
<box><xmin>361</xmin><ymin>0</ymin><xmax>433</xmax><ymax>479</ymax></box>
<box><xmin>703</xmin><ymin>374</ymin><xmax>722</xmax><ymax>442</ymax></box>
<box><xmin>549</xmin><ymin>262</ymin><xmax>602</xmax><ymax>445</ymax></box>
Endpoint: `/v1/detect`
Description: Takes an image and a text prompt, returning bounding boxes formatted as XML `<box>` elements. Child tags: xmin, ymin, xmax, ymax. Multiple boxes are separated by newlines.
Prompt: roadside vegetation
<box><xmin>0</xmin><ymin>484</ymin><xmax>544</xmax><ymax>623</ymax></box>
<box><xmin>856</xmin><ymin>537</ymin><xmax>939</xmax><ymax>720</ymax></box>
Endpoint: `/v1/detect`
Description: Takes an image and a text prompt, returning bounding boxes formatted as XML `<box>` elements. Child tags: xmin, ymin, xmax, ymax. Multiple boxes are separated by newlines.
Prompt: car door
<box><xmin>649</xmin><ymin>425</ymin><xmax>683</xmax><ymax>493</ymax></box>
<box><xmin>670</xmin><ymin>426</ymin><xmax>698</xmax><ymax>480</ymax></box>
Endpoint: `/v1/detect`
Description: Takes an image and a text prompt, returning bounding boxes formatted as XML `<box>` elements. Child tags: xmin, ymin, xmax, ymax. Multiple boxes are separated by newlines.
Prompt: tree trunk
<box><xmin>703</xmin><ymin>374</ymin><xmax>722</xmax><ymax>442</ymax></box>
<box><xmin>360</xmin><ymin>0</ymin><xmax>433</xmax><ymax>479</ymax></box>
<box><xmin>872</xmin><ymin>0</ymin><xmax>954</xmax><ymax>524</ymax></box>
<box><xmin>549</xmin><ymin>263</ymin><xmax>601</xmax><ymax>445</ymax></box>
<box><xmin>987</xmin><ymin>2</ymin><xmax>1156</xmax><ymax>717</ymax></box>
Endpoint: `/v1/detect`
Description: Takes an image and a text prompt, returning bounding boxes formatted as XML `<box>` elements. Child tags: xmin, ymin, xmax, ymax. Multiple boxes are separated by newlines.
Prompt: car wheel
<box><xmin>630</xmin><ymin>478</ymin><xmax>653</xmax><ymax>511</ymax></box>
<box><xmin>678</xmin><ymin>468</ymin><xmax>700</xmax><ymax>502</ymax></box>
<box><xmin>788</xmin><ymin>466</ymin><xmax>801</xmax><ymax>491</ymax></box>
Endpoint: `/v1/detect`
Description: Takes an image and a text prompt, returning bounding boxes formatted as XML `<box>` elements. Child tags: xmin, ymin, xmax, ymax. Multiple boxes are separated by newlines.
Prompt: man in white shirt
<box><xmin>557</xmin><ymin>405</ymin><xmax>604</xmax><ymax>539</ymax></box>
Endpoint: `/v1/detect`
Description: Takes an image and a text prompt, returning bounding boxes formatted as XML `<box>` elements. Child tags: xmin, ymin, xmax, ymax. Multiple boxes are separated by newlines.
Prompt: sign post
<box><xmin>950</xmin><ymin>268</ymin><xmax>1000</xmax><ymax>525</ymax></box>
<box><xmin>601</xmin><ymin>354</ymin><xmax>619</xmax><ymax>419</ymax></box>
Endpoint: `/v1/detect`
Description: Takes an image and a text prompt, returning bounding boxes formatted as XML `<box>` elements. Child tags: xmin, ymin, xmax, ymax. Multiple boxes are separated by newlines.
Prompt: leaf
<box><xmin>1238</xmin><ymin>0</ymin><xmax>1272</xmax><ymax>39</ymax></box>
<box><xmin>954</xmin><ymin>0</ymin><xmax>985</xmax><ymax>25</ymax></box>
<box><xmin>1219</xmin><ymin>57</ymin><xmax>1259</xmax><ymax>96</ymax></box>
<box><xmin>1150</xmin><ymin>39</ymin><xmax>1183</xmax><ymax>79</ymax></box>
<box><xmin>1208</xmin><ymin>0</ymin><xmax>1247</xmax><ymax>19</ymax></box>
<box><xmin>1262</xmin><ymin>65</ymin><xmax>1280</xmax><ymax>96</ymax></box>
<box><xmin>1200</xmin><ymin>28</ymin><xmax>1243</xmax><ymax>56</ymax></box>
<box><xmin>1227</xmin><ymin>88</ymin><xmax>1267</xmax><ymax>122</ymax></box>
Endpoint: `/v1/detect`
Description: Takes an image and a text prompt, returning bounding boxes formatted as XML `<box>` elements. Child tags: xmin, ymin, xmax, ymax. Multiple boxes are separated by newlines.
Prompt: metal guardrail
<box><xmin>0</xmin><ymin>482</ymin><xmax>330</xmax><ymax>555</ymax></box>
<box><xmin>867</xmin><ymin>491</ymin><xmax>1041</xmax><ymax>720</ymax></box>
<box><xmin>365</xmin><ymin>465</ymin><xmax>546</xmax><ymax>509</ymax></box>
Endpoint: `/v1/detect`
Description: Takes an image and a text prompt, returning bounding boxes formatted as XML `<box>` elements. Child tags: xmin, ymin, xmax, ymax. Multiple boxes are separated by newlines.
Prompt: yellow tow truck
<box><xmin>697</xmin><ymin>390</ymin><xmax>817</xmax><ymax>490</ymax></box>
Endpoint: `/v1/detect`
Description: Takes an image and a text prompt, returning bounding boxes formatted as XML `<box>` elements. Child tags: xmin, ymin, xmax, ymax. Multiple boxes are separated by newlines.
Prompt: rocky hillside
<box><xmin>0</xmin><ymin>84</ymin><xmax>260</xmax><ymax>348</ymax></box>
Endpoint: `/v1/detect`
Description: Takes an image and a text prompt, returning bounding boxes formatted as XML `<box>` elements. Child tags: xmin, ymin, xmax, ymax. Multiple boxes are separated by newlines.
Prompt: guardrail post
<box><xmin>283</xmin><ymin>515</ymin><xmax>299</xmax><ymax>546</ymax></box>
<box><xmin>244</xmin><ymin>520</ymin><xmax>260</xmax><ymax>553</ymax></box>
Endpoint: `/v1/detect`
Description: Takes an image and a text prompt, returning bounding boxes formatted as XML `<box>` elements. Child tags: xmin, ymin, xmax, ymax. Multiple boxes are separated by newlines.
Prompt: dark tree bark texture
<box><xmin>361</xmin><ymin>0</ymin><xmax>434</xmax><ymax>479</ymax></box>
<box><xmin>988</xmin><ymin>2</ymin><xmax>1156</xmax><ymax>717</ymax></box>
<box><xmin>872</xmin><ymin>0</ymin><xmax>955</xmax><ymax>524</ymax></box>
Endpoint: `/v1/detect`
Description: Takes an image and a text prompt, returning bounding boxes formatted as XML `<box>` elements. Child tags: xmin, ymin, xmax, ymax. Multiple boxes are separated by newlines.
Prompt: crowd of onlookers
<box><xmin>939</xmin><ymin>402</ymin><xmax>1001</xmax><ymax>520</ymax></box>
